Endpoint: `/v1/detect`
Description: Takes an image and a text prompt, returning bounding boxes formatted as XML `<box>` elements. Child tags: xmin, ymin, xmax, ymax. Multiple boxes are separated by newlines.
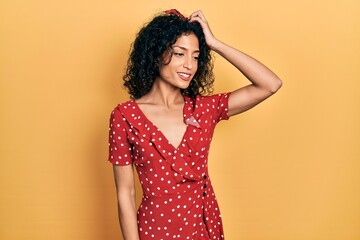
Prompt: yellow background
<box><xmin>1</xmin><ymin>0</ymin><xmax>359</xmax><ymax>239</ymax></box>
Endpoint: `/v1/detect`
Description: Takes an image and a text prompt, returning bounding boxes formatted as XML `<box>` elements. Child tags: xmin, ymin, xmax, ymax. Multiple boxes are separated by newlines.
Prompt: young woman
<box><xmin>108</xmin><ymin>9</ymin><xmax>282</xmax><ymax>240</ymax></box>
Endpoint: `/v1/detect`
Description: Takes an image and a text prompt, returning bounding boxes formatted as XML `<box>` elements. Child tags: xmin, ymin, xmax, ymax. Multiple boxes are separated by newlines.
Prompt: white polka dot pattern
<box><xmin>108</xmin><ymin>92</ymin><xmax>231</xmax><ymax>239</ymax></box>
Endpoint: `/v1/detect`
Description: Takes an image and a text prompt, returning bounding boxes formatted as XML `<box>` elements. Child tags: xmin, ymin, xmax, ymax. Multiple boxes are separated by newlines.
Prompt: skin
<box><xmin>113</xmin><ymin>10</ymin><xmax>283</xmax><ymax>240</ymax></box>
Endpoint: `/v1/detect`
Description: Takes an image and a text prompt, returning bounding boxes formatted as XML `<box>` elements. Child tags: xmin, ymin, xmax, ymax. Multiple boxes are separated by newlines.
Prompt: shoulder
<box><xmin>193</xmin><ymin>92</ymin><xmax>231</xmax><ymax>105</ymax></box>
<box><xmin>110</xmin><ymin>99</ymin><xmax>134</xmax><ymax>114</ymax></box>
<box><xmin>193</xmin><ymin>92</ymin><xmax>232</xmax><ymax>122</ymax></box>
<box><xmin>109</xmin><ymin>99</ymin><xmax>135</xmax><ymax>124</ymax></box>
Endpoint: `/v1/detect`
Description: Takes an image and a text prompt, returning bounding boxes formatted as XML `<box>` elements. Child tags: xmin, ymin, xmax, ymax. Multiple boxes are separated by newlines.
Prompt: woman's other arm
<box><xmin>113</xmin><ymin>165</ymin><xmax>140</xmax><ymax>240</ymax></box>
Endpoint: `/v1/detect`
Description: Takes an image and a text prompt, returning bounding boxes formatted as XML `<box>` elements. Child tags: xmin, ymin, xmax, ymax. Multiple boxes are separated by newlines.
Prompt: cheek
<box><xmin>194</xmin><ymin>62</ymin><xmax>199</xmax><ymax>72</ymax></box>
<box><xmin>159</xmin><ymin>65</ymin><xmax>171</xmax><ymax>78</ymax></box>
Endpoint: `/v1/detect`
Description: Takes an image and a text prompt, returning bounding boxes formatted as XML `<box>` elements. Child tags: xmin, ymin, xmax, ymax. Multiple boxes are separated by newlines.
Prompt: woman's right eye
<box><xmin>174</xmin><ymin>52</ymin><xmax>184</xmax><ymax>57</ymax></box>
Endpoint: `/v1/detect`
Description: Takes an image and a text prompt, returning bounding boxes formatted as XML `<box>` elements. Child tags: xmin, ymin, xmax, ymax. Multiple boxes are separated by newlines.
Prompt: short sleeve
<box><xmin>108</xmin><ymin>107</ymin><xmax>133</xmax><ymax>166</ymax></box>
<box><xmin>212</xmin><ymin>92</ymin><xmax>232</xmax><ymax>123</ymax></box>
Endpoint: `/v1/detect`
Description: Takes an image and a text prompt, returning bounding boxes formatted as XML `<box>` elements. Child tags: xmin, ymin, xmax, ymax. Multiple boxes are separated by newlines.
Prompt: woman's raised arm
<box><xmin>189</xmin><ymin>10</ymin><xmax>283</xmax><ymax>117</ymax></box>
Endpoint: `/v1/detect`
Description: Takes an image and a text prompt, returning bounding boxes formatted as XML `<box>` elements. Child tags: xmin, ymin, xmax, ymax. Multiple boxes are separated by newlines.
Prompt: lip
<box><xmin>177</xmin><ymin>72</ymin><xmax>192</xmax><ymax>81</ymax></box>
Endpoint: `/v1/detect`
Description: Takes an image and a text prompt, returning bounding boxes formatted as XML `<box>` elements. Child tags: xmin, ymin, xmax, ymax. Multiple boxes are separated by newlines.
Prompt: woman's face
<box><xmin>157</xmin><ymin>33</ymin><xmax>200</xmax><ymax>90</ymax></box>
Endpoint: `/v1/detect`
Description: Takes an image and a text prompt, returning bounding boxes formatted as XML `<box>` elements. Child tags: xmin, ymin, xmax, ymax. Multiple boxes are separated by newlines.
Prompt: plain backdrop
<box><xmin>0</xmin><ymin>0</ymin><xmax>359</xmax><ymax>239</ymax></box>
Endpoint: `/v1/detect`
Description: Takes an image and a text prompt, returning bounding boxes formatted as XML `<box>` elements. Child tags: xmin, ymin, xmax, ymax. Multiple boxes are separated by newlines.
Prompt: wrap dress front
<box><xmin>108</xmin><ymin>92</ymin><xmax>232</xmax><ymax>240</ymax></box>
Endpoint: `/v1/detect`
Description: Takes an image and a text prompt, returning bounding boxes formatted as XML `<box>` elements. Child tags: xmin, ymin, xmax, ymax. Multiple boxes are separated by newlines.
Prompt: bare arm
<box><xmin>210</xmin><ymin>40</ymin><xmax>282</xmax><ymax>116</ymax></box>
<box><xmin>113</xmin><ymin>164</ymin><xmax>139</xmax><ymax>240</ymax></box>
<box><xmin>189</xmin><ymin>11</ymin><xmax>283</xmax><ymax>117</ymax></box>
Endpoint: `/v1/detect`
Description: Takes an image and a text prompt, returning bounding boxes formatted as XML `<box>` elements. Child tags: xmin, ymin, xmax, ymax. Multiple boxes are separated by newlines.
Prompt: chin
<box><xmin>178</xmin><ymin>79</ymin><xmax>193</xmax><ymax>89</ymax></box>
<box><xmin>178</xmin><ymin>83</ymin><xmax>191</xmax><ymax>90</ymax></box>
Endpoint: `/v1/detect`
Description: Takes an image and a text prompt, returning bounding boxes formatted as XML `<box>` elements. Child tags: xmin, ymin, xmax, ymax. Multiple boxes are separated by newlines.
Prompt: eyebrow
<box><xmin>172</xmin><ymin>45</ymin><xmax>200</xmax><ymax>53</ymax></box>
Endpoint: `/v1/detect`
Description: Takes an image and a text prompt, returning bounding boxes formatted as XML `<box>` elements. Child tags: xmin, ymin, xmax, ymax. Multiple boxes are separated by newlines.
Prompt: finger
<box><xmin>189</xmin><ymin>15</ymin><xmax>207</xmax><ymax>24</ymax></box>
<box><xmin>189</xmin><ymin>10</ymin><xmax>200</xmax><ymax>18</ymax></box>
<box><xmin>189</xmin><ymin>15</ymin><xmax>206</xmax><ymax>26</ymax></box>
<box><xmin>191</xmin><ymin>13</ymin><xmax>206</xmax><ymax>23</ymax></box>
<box><xmin>189</xmin><ymin>10</ymin><xmax>207</xmax><ymax>22</ymax></box>
<box><xmin>196</xmin><ymin>10</ymin><xmax>207</xmax><ymax>22</ymax></box>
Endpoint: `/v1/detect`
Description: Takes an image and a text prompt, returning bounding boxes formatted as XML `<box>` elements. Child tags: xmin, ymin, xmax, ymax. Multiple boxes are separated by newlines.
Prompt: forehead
<box><xmin>172</xmin><ymin>33</ymin><xmax>199</xmax><ymax>50</ymax></box>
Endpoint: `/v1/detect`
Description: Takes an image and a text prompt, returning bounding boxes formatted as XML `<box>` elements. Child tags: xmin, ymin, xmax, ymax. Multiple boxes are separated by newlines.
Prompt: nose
<box><xmin>183</xmin><ymin>56</ymin><xmax>193</xmax><ymax>70</ymax></box>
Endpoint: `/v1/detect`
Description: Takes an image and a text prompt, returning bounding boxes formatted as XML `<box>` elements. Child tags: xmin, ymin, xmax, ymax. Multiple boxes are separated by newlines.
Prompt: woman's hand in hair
<box><xmin>189</xmin><ymin>10</ymin><xmax>217</xmax><ymax>49</ymax></box>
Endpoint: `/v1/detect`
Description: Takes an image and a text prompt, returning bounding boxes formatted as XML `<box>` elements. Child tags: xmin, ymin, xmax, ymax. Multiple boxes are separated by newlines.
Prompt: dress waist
<box><xmin>142</xmin><ymin>174</ymin><xmax>210</xmax><ymax>198</ymax></box>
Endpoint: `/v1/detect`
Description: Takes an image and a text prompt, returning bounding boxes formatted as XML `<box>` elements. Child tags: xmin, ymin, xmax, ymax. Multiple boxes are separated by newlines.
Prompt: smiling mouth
<box><xmin>178</xmin><ymin>72</ymin><xmax>192</xmax><ymax>81</ymax></box>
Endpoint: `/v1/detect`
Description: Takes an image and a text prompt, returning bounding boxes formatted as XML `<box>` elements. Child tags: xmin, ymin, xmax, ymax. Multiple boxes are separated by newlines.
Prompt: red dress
<box><xmin>108</xmin><ymin>92</ymin><xmax>232</xmax><ymax>240</ymax></box>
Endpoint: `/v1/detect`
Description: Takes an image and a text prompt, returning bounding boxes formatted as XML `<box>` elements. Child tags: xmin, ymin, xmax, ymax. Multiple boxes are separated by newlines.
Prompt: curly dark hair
<box><xmin>123</xmin><ymin>12</ymin><xmax>215</xmax><ymax>99</ymax></box>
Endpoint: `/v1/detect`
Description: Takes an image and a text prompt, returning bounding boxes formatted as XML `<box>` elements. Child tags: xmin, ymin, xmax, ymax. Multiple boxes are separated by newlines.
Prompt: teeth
<box><xmin>179</xmin><ymin>73</ymin><xmax>190</xmax><ymax>77</ymax></box>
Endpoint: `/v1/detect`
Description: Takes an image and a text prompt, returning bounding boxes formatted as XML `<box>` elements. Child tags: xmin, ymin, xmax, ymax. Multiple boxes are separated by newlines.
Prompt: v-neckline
<box><xmin>131</xmin><ymin>93</ymin><xmax>189</xmax><ymax>151</ymax></box>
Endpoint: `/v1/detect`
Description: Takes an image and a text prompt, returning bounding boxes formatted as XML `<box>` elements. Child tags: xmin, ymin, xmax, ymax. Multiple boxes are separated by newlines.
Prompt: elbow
<box><xmin>117</xmin><ymin>188</ymin><xmax>136</xmax><ymax>200</ymax></box>
<box><xmin>116</xmin><ymin>186</ymin><xmax>136</xmax><ymax>204</ymax></box>
<box><xmin>269</xmin><ymin>78</ymin><xmax>283</xmax><ymax>93</ymax></box>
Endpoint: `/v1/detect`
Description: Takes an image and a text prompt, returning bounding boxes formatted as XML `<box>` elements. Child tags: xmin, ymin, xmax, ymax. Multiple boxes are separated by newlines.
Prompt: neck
<box><xmin>140</xmin><ymin>77</ymin><xmax>184</xmax><ymax>109</ymax></box>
